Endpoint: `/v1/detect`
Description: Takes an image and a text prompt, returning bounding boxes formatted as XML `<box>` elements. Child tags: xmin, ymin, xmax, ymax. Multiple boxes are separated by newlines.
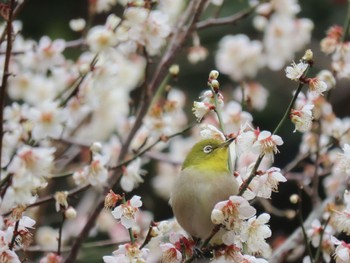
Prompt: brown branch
<box><xmin>196</xmin><ymin>4</ymin><xmax>258</xmax><ymax>30</ymax></box>
<box><xmin>0</xmin><ymin>0</ymin><xmax>16</xmax><ymax>179</ymax></box>
<box><xmin>63</xmin><ymin>2</ymin><xmax>209</xmax><ymax>262</ymax></box>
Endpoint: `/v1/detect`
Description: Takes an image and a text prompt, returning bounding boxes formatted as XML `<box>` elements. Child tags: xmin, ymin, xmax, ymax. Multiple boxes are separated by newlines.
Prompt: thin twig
<box><xmin>57</xmin><ymin>213</ymin><xmax>66</xmax><ymax>255</ymax></box>
<box><xmin>196</xmin><ymin>4</ymin><xmax>258</xmax><ymax>30</ymax></box>
<box><xmin>0</xmin><ymin>0</ymin><xmax>16</xmax><ymax>178</ymax></box>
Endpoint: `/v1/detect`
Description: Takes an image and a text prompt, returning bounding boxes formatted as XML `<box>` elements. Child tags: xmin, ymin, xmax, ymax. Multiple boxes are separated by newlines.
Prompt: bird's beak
<box><xmin>219</xmin><ymin>137</ymin><xmax>235</xmax><ymax>148</ymax></box>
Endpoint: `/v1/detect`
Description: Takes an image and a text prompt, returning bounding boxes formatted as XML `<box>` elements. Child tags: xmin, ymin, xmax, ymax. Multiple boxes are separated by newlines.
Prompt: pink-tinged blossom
<box><xmin>26</xmin><ymin>101</ymin><xmax>67</xmax><ymax>140</ymax></box>
<box><xmin>103</xmin><ymin>243</ymin><xmax>149</xmax><ymax>263</ymax></box>
<box><xmin>7</xmin><ymin>145</ymin><xmax>55</xmax><ymax>178</ymax></box>
<box><xmin>285</xmin><ymin>61</ymin><xmax>308</xmax><ymax>81</ymax></box>
<box><xmin>120</xmin><ymin>158</ymin><xmax>146</xmax><ymax>192</ymax></box>
<box><xmin>331</xmin><ymin>236</ymin><xmax>350</xmax><ymax>263</ymax></box>
<box><xmin>215</xmin><ymin>34</ymin><xmax>264</xmax><ymax>81</ymax></box>
<box><xmin>73</xmin><ymin>153</ymin><xmax>109</xmax><ymax>187</ymax></box>
<box><xmin>308</xmin><ymin>78</ymin><xmax>328</xmax><ymax>96</ymax></box>
<box><xmin>200</xmin><ymin>124</ymin><xmax>226</xmax><ymax>141</ymax></box>
<box><xmin>250</xmin><ymin>167</ymin><xmax>287</xmax><ymax>199</ymax></box>
<box><xmin>307</xmin><ymin>219</ymin><xmax>334</xmax><ymax>262</ymax></box>
<box><xmin>240</xmin><ymin>255</ymin><xmax>269</xmax><ymax>263</ymax></box>
<box><xmin>252</xmin><ymin>130</ymin><xmax>283</xmax><ymax>161</ymax></box>
<box><xmin>233</xmin><ymin>82</ymin><xmax>269</xmax><ymax>112</ymax></box>
<box><xmin>39</xmin><ymin>253</ymin><xmax>62</xmax><ymax>263</ymax></box>
<box><xmin>222</xmin><ymin>101</ymin><xmax>253</xmax><ymax>134</ymax></box>
<box><xmin>192</xmin><ymin>90</ymin><xmax>223</xmax><ymax>122</ymax></box>
<box><xmin>317</xmin><ymin>70</ymin><xmax>336</xmax><ymax>90</ymax></box>
<box><xmin>211</xmin><ymin>196</ymin><xmax>256</xmax><ymax>232</ymax></box>
<box><xmin>0</xmin><ymin>249</ymin><xmax>21</xmax><ymax>263</ymax></box>
<box><xmin>160</xmin><ymin>243</ymin><xmax>182</xmax><ymax>263</ymax></box>
<box><xmin>111</xmin><ymin>195</ymin><xmax>142</xmax><ymax>229</ymax></box>
<box><xmin>291</xmin><ymin>104</ymin><xmax>314</xmax><ymax>133</ymax></box>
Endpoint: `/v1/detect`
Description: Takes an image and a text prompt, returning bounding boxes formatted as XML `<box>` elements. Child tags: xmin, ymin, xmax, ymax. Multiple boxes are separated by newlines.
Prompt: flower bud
<box><xmin>169</xmin><ymin>64</ymin><xmax>179</xmax><ymax>76</ymax></box>
<box><xmin>302</xmin><ymin>49</ymin><xmax>313</xmax><ymax>62</ymax></box>
<box><xmin>289</xmin><ymin>194</ymin><xmax>300</xmax><ymax>204</ymax></box>
<box><xmin>90</xmin><ymin>142</ymin><xmax>102</xmax><ymax>154</ymax></box>
<box><xmin>54</xmin><ymin>191</ymin><xmax>69</xmax><ymax>212</ymax></box>
<box><xmin>104</xmin><ymin>190</ymin><xmax>122</xmax><ymax>209</ymax></box>
<box><xmin>209</xmin><ymin>70</ymin><xmax>219</xmax><ymax>80</ymax></box>
<box><xmin>64</xmin><ymin>206</ymin><xmax>77</xmax><ymax>219</ymax></box>
<box><xmin>211</xmin><ymin>79</ymin><xmax>220</xmax><ymax>92</ymax></box>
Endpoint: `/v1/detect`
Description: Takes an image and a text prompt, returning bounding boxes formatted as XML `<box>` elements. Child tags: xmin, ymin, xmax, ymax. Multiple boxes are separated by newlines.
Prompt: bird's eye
<box><xmin>203</xmin><ymin>145</ymin><xmax>213</xmax><ymax>154</ymax></box>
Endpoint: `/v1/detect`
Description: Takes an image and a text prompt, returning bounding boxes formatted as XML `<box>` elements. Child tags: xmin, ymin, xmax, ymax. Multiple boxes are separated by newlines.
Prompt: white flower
<box><xmin>0</xmin><ymin>249</ymin><xmax>21</xmax><ymax>263</ymax></box>
<box><xmin>192</xmin><ymin>101</ymin><xmax>213</xmax><ymax>122</ymax></box>
<box><xmin>252</xmin><ymin>130</ymin><xmax>283</xmax><ymax>161</ymax></box>
<box><xmin>291</xmin><ymin>104</ymin><xmax>314</xmax><ymax>133</ymax></box>
<box><xmin>317</xmin><ymin>70</ymin><xmax>336</xmax><ymax>90</ymax></box>
<box><xmin>69</xmin><ymin>18</ymin><xmax>86</xmax><ymax>31</ymax></box>
<box><xmin>233</xmin><ymin>82</ymin><xmax>269</xmax><ymax>111</ymax></box>
<box><xmin>95</xmin><ymin>0</ymin><xmax>118</xmax><ymax>13</ymax></box>
<box><xmin>39</xmin><ymin>253</ymin><xmax>62</xmax><ymax>263</ymax></box>
<box><xmin>222</xmin><ymin>101</ymin><xmax>253</xmax><ymax>134</ymax></box>
<box><xmin>120</xmin><ymin>158</ymin><xmax>146</xmax><ymax>192</ymax></box>
<box><xmin>200</xmin><ymin>124</ymin><xmax>226</xmax><ymax>141</ymax></box>
<box><xmin>26</xmin><ymin>101</ymin><xmax>66</xmax><ymax>140</ymax></box>
<box><xmin>35</xmin><ymin>226</ymin><xmax>58</xmax><ymax>250</ymax></box>
<box><xmin>239</xmin><ymin>213</ymin><xmax>272</xmax><ymax>257</ymax></box>
<box><xmin>250</xmin><ymin>167</ymin><xmax>287</xmax><ymax>198</ymax></box>
<box><xmin>111</xmin><ymin>195</ymin><xmax>142</xmax><ymax>229</ymax></box>
<box><xmin>211</xmin><ymin>195</ymin><xmax>256</xmax><ymax>231</ymax></box>
<box><xmin>308</xmin><ymin>78</ymin><xmax>328</xmax><ymax>96</ymax></box>
<box><xmin>103</xmin><ymin>243</ymin><xmax>149</xmax><ymax>263</ymax></box>
<box><xmin>332</xmin><ymin>236</ymin><xmax>350</xmax><ymax>263</ymax></box>
<box><xmin>7</xmin><ymin>145</ymin><xmax>55</xmax><ymax>178</ymax></box>
<box><xmin>285</xmin><ymin>61</ymin><xmax>308</xmax><ymax>81</ymax></box>
<box><xmin>87</xmin><ymin>25</ymin><xmax>118</xmax><ymax>52</ymax></box>
<box><xmin>335</xmin><ymin>144</ymin><xmax>350</xmax><ymax>175</ymax></box>
<box><xmin>216</xmin><ymin>34</ymin><xmax>264</xmax><ymax>81</ymax></box>
<box><xmin>85</xmin><ymin>154</ymin><xmax>109</xmax><ymax>186</ymax></box>
<box><xmin>160</xmin><ymin>243</ymin><xmax>182</xmax><ymax>263</ymax></box>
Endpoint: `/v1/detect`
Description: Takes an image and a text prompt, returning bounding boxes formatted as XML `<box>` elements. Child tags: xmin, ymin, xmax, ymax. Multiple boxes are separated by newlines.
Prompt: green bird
<box><xmin>170</xmin><ymin>138</ymin><xmax>239</xmax><ymax>242</ymax></box>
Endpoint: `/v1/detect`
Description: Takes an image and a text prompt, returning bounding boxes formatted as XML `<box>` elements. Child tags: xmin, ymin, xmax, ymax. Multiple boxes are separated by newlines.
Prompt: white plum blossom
<box><xmin>39</xmin><ymin>253</ymin><xmax>62</xmax><ymax>263</ymax></box>
<box><xmin>332</xmin><ymin>190</ymin><xmax>350</xmax><ymax>234</ymax></box>
<box><xmin>239</xmin><ymin>213</ymin><xmax>272</xmax><ymax>257</ymax></box>
<box><xmin>332</xmin><ymin>236</ymin><xmax>350</xmax><ymax>263</ymax></box>
<box><xmin>200</xmin><ymin>124</ymin><xmax>226</xmax><ymax>141</ymax></box>
<box><xmin>120</xmin><ymin>158</ymin><xmax>147</xmax><ymax>192</ymax></box>
<box><xmin>291</xmin><ymin>104</ymin><xmax>314</xmax><ymax>133</ymax></box>
<box><xmin>26</xmin><ymin>101</ymin><xmax>67</xmax><ymax>140</ymax></box>
<box><xmin>252</xmin><ymin>130</ymin><xmax>284</xmax><ymax>161</ymax></box>
<box><xmin>285</xmin><ymin>61</ymin><xmax>308</xmax><ymax>81</ymax></box>
<box><xmin>250</xmin><ymin>167</ymin><xmax>287</xmax><ymax>198</ymax></box>
<box><xmin>233</xmin><ymin>82</ymin><xmax>269</xmax><ymax>111</ymax></box>
<box><xmin>222</xmin><ymin>101</ymin><xmax>253</xmax><ymax>134</ymax></box>
<box><xmin>160</xmin><ymin>243</ymin><xmax>182</xmax><ymax>263</ymax></box>
<box><xmin>211</xmin><ymin>196</ymin><xmax>256</xmax><ymax>232</ymax></box>
<box><xmin>216</xmin><ymin>34</ymin><xmax>264</xmax><ymax>81</ymax></box>
<box><xmin>335</xmin><ymin>144</ymin><xmax>350</xmax><ymax>175</ymax></box>
<box><xmin>87</xmin><ymin>25</ymin><xmax>118</xmax><ymax>53</ymax></box>
<box><xmin>192</xmin><ymin>90</ymin><xmax>224</xmax><ymax>122</ymax></box>
<box><xmin>308</xmin><ymin>78</ymin><xmax>328</xmax><ymax>96</ymax></box>
<box><xmin>103</xmin><ymin>243</ymin><xmax>149</xmax><ymax>263</ymax></box>
<box><xmin>111</xmin><ymin>195</ymin><xmax>142</xmax><ymax>229</ymax></box>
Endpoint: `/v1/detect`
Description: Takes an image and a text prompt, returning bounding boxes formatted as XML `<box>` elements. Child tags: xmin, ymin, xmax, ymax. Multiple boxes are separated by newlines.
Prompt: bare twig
<box><xmin>0</xmin><ymin>0</ymin><xmax>16</xmax><ymax>179</ymax></box>
<box><xmin>196</xmin><ymin>4</ymin><xmax>258</xmax><ymax>30</ymax></box>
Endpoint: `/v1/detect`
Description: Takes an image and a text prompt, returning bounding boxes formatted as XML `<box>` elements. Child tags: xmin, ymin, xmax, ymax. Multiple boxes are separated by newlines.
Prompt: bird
<box><xmin>170</xmin><ymin>137</ymin><xmax>239</xmax><ymax>242</ymax></box>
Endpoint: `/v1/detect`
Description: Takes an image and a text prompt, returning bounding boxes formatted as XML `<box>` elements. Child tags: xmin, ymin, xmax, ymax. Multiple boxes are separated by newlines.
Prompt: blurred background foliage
<box><xmin>9</xmin><ymin>0</ymin><xmax>350</xmax><ymax>261</ymax></box>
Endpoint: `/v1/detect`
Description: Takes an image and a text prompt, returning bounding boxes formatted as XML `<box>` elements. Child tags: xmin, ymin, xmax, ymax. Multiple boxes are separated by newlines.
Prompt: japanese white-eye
<box><xmin>170</xmin><ymin>138</ymin><xmax>239</xmax><ymax>241</ymax></box>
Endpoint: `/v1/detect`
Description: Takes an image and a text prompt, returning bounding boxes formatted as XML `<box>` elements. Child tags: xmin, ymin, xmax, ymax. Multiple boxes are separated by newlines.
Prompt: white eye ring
<box><xmin>203</xmin><ymin>145</ymin><xmax>213</xmax><ymax>154</ymax></box>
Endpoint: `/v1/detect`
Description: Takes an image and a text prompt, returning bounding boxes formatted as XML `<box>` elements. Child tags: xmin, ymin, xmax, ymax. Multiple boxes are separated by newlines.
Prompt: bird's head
<box><xmin>182</xmin><ymin>138</ymin><xmax>234</xmax><ymax>172</ymax></box>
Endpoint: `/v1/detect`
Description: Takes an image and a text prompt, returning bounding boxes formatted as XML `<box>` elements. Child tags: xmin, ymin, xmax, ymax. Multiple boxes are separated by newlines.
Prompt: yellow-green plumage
<box><xmin>170</xmin><ymin>138</ymin><xmax>239</xmax><ymax>241</ymax></box>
